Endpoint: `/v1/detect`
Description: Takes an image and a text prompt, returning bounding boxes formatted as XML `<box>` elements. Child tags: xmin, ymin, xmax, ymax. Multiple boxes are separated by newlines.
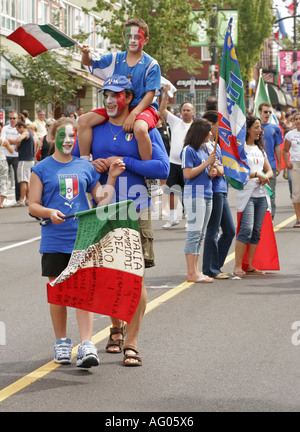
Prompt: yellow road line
<box><xmin>0</xmin><ymin>214</ymin><xmax>295</xmax><ymax>403</ymax></box>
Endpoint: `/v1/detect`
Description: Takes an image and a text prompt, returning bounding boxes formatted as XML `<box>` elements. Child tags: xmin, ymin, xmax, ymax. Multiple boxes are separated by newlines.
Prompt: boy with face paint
<box><xmin>79</xmin><ymin>18</ymin><xmax>161</xmax><ymax>194</ymax></box>
<box><xmin>29</xmin><ymin>118</ymin><xmax>125</xmax><ymax>368</ymax></box>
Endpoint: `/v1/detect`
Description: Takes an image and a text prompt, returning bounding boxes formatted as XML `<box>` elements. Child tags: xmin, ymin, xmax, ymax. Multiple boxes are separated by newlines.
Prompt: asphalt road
<box><xmin>0</xmin><ymin>175</ymin><xmax>300</xmax><ymax>413</ymax></box>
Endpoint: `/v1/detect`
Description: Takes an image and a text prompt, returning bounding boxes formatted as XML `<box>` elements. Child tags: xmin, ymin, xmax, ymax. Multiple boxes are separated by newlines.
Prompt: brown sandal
<box><xmin>123</xmin><ymin>344</ymin><xmax>142</xmax><ymax>366</ymax></box>
<box><xmin>105</xmin><ymin>323</ymin><xmax>127</xmax><ymax>354</ymax></box>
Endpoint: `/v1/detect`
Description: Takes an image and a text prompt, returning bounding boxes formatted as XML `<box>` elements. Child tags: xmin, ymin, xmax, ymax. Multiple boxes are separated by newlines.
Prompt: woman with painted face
<box><xmin>28</xmin><ymin>118</ymin><xmax>125</xmax><ymax>369</ymax></box>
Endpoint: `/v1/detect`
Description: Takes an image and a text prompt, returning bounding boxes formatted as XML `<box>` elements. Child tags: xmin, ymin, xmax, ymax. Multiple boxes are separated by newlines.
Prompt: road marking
<box><xmin>0</xmin><ymin>237</ymin><xmax>41</xmax><ymax>253</ymax></box>
<box><xmin>0</xmin><ymin>214</ymin><xmax>296</xmax><ymax>403</ymax></box>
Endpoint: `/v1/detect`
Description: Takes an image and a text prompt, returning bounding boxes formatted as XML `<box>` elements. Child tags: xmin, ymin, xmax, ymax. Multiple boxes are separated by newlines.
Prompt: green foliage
<box><xmin>83</xmin><ymin>0</ymin><xmax>204</xmax><ymax>76</ymax></box>
<box><xmin>7</xmin><ymin>50</ymin><xmax>84</xmax><ymax>112</ymax></box>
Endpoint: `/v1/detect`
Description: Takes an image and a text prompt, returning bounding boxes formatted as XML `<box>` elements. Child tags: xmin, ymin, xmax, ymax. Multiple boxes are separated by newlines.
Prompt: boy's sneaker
<box><xmin>162</xmin><ymin>219</ymin><xmax>179</xmax><ymax>229</ymax></box>
<box><xmin>76</xmin><ymin>340</ymin><xmax>99</xmax><ymax>369</ymax></box>
<box><xmin>54</xmin><ymin>337</ymin><xmax>72</xmax><ymax>364</ymax></box>
<box><xmin>145</xmin><ymin>178</ymin><xmax>163</xmax><ymax>197</ymax></box>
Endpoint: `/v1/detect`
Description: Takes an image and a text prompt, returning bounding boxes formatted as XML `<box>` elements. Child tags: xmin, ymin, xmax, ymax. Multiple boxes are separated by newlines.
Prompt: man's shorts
<box><xmin>165</xmin><ymin>162</ymin><xmax>185</xmax><ymax>195</ymax></box>
<box><xmin>17</xmin><ymin>160</ymin><xmax>35</xmax><ymax>183</ymax></box>
<box><xmin>137</xmin><ymin>206</ymin><xmax>155</xmax><ymax>268</ymax></box>
<box><xmin>91</xmin><ymin>106</ymin><xmax>159</xmax><ymax>130</ymax></box>
<box><xmin>41</xmin><ymin>253</ymin><xmax>71</xmax><ymax>277</ymax></box>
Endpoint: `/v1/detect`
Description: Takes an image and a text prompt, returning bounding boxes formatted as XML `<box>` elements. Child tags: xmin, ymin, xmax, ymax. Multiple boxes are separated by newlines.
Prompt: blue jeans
<box><xmin>202</xmin><ymin>192</ymin><xmax>235</xmax><ymax>277</ymax></box>
<box><xmin>237</xmin><ymin>196</ymin><xmax>268</xmax><ymax>245</ymax></box>
<box><xmin>184</xmin><ymin>196</ymin><xmax>212</xmax><ymax>255</ymax></box>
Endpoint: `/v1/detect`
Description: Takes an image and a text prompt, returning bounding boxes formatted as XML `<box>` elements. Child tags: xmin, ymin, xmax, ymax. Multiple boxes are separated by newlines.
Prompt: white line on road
<box><xmin>0</xmin><ymin>236</ymin><xmax>41</xmax><ymax>253</ymax></box>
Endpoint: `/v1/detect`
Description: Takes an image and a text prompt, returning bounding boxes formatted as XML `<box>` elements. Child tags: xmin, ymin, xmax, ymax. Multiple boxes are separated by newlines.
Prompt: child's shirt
<box><xmin>90</xmin><ymin>51</ymin><xmax>161</xmax><ymax>110</ymax></box>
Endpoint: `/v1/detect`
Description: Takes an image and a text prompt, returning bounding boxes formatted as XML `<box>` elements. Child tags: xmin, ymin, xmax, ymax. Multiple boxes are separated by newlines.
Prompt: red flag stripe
<box><xmin>7</xmin><ymin>27</ymin><xmax>47</xmax><ymax>57</ymax></box>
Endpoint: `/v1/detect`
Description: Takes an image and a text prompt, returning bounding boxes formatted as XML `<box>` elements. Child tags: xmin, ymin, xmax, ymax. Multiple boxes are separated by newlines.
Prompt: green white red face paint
<box><xmin>124</xmin><ymin>26</ymin><xmax>146</xmax><ymax>52</ymax></box>
<box><xmin>103</xmin><ymin>90</ymin><xmax>126</xmax><ymax>118</ymax></box>
<box><xmin>56</xmin><ymin>124</ymin><xmax>76</xmax><ymax>154</ymax></box>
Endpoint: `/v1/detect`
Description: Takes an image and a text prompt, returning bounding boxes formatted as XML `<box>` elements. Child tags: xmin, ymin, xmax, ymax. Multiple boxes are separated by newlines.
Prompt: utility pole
<box><xmin>211</xmin><ymin>3</ymin><xmax>217</xmax><ymax>97</ymax></box>
<box><xmin>293</xmin><ymin>0</ymin><xmax>298</xmax><ymax>107</ymax></box>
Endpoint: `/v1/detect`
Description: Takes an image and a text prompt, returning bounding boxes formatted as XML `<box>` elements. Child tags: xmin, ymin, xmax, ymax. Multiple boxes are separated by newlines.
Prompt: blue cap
<box><xmin>100</xmin><ymin>74</ymin><xmax>134</xmax><ymax>92</ymax></box>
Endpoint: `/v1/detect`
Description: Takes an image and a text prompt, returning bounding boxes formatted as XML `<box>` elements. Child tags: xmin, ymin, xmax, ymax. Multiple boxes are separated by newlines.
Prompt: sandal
<box><xmin>246</xmin><ymin>268</ymin><xmax>265</xmax><ymax>275</ymax></box>
<box><xmin>293</xmin><ymin>222</ymin><xmax>300</xmax><ymax>228</ymax></box>
<box><xmin>105</xmin><ymin>323</ymin><xmax>127</xmax><ymax>354</ymax></box>
<box><xmin>123</xmin><ymin>345</ymin><xmax>142</xmax><ymax>367</ymax></box>
<box><xmin>232</xmin><ymin>270</ymin><xmax>246</xmax><ymax>278</ymax></box>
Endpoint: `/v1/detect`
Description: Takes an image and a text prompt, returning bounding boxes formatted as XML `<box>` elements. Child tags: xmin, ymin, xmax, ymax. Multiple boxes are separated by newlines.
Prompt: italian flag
<box><xmin>7</xmin><ymin>23</ymin><xmax>76</xmax><ymax>57</ymax></box>
<box><xmin>47</xmin><ymin>200</ymin><xmax>144</xmax><ymax>324</ymax></box>
<box><xmin>218</xmin><ymin>18</ymin><xmax>250</xmax><ymax>190</ymax></box>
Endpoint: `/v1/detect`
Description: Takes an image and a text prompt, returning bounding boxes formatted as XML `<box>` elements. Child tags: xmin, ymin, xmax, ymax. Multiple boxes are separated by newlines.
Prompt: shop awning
<box><xmin>266</xmin><ymin>82</ymin><xmax>287</xmax><ymax>106</ymax></box>
<box><xmin>75</xmin><ymin>69</ymin><xmax>104</xmax><ymax>89</ymax></box>
<box><xmin>0</xmin><ymin>55</ymin><xmax>23</xmax><ymax>80</ymax></box>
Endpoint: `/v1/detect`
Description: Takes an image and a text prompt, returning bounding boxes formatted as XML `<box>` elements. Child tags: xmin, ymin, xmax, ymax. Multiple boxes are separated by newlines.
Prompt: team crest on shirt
<box><xmin>58</xmin><ymin>174</ymin><xmax>79</xmax><ymax>201</ymax></box>
<box><xmin>125</xmin><ymin>133</ymin><xmax>134</xmax><ymax>141</ymax></box>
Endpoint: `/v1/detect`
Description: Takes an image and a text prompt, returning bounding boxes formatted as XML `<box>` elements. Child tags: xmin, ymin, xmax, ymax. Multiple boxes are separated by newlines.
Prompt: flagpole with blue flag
<box><xmin>218</xmin><ymin>18</ymin><xmax>250</xmax><ymax>189</ymax></box>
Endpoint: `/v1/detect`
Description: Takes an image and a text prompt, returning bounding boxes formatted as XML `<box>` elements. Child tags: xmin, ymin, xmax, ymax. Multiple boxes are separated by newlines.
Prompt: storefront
<box><xmin>0</xmin><ymin>55</ymin><xmax>24</xmax><ymax>124</ymax></box>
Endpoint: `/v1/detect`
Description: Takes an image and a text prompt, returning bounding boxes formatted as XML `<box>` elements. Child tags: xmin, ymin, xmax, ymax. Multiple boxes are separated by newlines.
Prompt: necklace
<box><xmin>108</xmin><ymin>122</ymin><xmax>123</xmax><ymax>140</ymax></box>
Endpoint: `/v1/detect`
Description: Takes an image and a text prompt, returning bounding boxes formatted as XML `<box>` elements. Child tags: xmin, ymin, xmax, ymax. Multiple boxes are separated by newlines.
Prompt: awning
<box><xmin>284</xmin><ymin>92</ymin><xmax>294</xmax><ymax>107</ymax></box>
<box><xmin>266</xmin><ymin>82</ymin><xmax>287</xmax><ymax>106</ymax></box>
<box><xmin>0</xmin><ymin>55</ymin><xmax>23</xmax><ymax>80</ymax></box>
<box><xmin>75</xmin><ymin>69</ymin><xmax>104</xmax><ymax>89</ymax></box>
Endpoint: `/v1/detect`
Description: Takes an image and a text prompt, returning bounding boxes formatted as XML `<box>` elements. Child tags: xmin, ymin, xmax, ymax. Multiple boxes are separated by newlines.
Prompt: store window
<box><xmin>1</xmin><ymin>0</ymin><xmax>16</xmax><ymax>31</ymax></box>
<box><xmin>175</xmin><ymin>89</ymin><xmax>212</xmax><ymax>117</ymax></box>
<box><xmin>17</xmin><ymin>0</ymin><xmax>35</xmax><ymax>25</ymax></box>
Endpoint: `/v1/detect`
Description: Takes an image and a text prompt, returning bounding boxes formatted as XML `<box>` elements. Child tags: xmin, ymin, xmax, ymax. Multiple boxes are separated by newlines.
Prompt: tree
<box><xmin>82</xmin><ymin>0</ymin><xmax>204</xmax><ymax>76</ymax></box>
<box><xmin>7</xmin><ymin>50</ymin><xmax>84</xmax><ymax>114</ymax></box>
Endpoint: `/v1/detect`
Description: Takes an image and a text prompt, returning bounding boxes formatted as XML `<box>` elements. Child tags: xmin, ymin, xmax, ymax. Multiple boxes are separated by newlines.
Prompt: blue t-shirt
<box><xmin>31</xmin><ymin>156</ymin><xmax>100</xmax><ymax>253</ymax></box>
<box><xmin>181</xmin><ymin>145</ymin><xmax>213</xmax><ymax>199</ymax></box>
<box><xmin>206</xmin><ymin>142</ymin><xmax>227</xmax><ymax>194</ymax></box>
<box><xmin>90</xmin><ymin>122</ymin><xmax>169</xmax><ymax>210</ymax></box>
<box><xmin>90</xmin><ymin>51</ymin><xmax>161</xmax><ymax>110</ymax></box>
<box><xmin>261</xmin><ymin>123</ymin><xmax>283</xmax><ymax>169</ymax></box>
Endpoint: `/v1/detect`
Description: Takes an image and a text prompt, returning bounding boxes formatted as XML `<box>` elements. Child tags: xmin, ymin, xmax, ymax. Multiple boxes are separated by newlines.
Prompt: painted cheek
<box><xmin>55</xmin><ymin>127</ymin><xmax>65</xmax><ymax>152</ymax></box>
<box><xmin>116</xmin><ymin>93</ymin><xmax>125</xmax><ymax>113</ymax></box>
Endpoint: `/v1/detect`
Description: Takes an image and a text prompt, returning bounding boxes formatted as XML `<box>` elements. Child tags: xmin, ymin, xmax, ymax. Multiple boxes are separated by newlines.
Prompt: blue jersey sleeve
<box><xmin>123</xmin><ymin>129</ymin><xmax>169</xmax><ymax>179</ymax></box>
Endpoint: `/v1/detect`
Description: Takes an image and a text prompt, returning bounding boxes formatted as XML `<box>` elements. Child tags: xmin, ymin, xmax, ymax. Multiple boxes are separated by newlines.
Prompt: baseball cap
<box><xmin>100</xmin><ymin>75</ymin><xmax>134</xmax><ymax>92</ymax></box>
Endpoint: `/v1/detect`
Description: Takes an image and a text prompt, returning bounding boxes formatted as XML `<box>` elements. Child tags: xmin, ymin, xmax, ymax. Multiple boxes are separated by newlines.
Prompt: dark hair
<box><xmin>123</xmin><ymin>18</ymin><xmax>149</xmax><ymax>38</ymax></box>
<box><xmin>184</xmin><ymin>118</ymin><xmax>211</xmax><ymax>151</ymax></box>
<box><xmin>16</xmin><ymin>121</ymin><xmax>26</xmax><ymax>128</ymax></box>
<box><xmin>202</xmin><ymin>110</ymin><xmax>218</xmax><ymax>124</ymax></box>
<box><xmin>205</xmin><ymin>96</ymin><xmax>218</xmax><ymax>111</ymax></box>
<box><xmin>246</xmin><ymin>115</ymin><xmax>265</xmax><ymax>153</ymax></box>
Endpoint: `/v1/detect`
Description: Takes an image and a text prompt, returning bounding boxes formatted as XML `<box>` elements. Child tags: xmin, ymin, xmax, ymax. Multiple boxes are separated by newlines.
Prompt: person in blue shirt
<box><xmin>258</xmin><ymin>103</ymin><xmax>283</xmax><ymax>219</ymax></box>
<box><xmin>201</xmin><ymin>111</ymin><xmax>235</xmax><ymax>279</ymax></box>
<box><xmin>78</xmin><ymin>18</ymin><xmax>161</xmax><ymax>175</ymax></box>
<box><xmin>29</xmin><ymin>117</ymin><xmax>125</xmax><ymax>369</ymax></box>
<box><xmin>86</xmin><ymin>74</ymin><xmax>169</xmax><ymax>366</ymax></box>
<box><xmin>181</xmin><ymin>118</ymin><xmax>218</xmax><ymax>284</ymax></box>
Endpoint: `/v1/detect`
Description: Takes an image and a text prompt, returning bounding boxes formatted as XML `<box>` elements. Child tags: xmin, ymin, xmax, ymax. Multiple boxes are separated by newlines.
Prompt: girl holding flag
<box><xmin>181</xmin><ymin>118</ymin><xmax>218</xmax><ymax>283</ymax></box>
<box><xmin>233</xmin><ymin>116</ymin><xmax>273</xmax><ymax>277</ymax></box>
<box><xmin>29</xmin><ymin>118</ymin><xmax>125</xmax><ymax>368</ymax></box>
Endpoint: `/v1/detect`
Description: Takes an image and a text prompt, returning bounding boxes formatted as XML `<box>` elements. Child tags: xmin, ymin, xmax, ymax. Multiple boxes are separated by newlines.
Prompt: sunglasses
<box><xmin>263</xmin><ymin>111</ymin><xmax>272</xmax><ymax>114</ymax></box>
<box><xmin>9</xmin><ymin>117</ymin><xmax>17</xmax><ymax>119</ymax></box>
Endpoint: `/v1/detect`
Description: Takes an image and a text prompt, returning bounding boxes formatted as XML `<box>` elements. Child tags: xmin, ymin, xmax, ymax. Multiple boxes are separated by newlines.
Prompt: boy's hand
<box><xmin>109</xmin><ymin>159</ymin><xmax>126</xmax><ymax>178</ymax></box>
<box><xmin>123</xmin><ymin>112</ymin><xmax>136</xmax><ymax>132</ymax></box>
<box><xmin>50</xmin><ymin>210</ymin><xmax>65</xmax><ymax>225</ymax></box>
<box><xmin>79</xmin><ymin>44</ymin><xmax>90</xmax><ymax>53</ymax></box>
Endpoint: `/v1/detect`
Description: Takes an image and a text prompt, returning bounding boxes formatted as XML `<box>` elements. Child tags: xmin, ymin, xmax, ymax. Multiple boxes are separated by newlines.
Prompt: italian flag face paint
<box><xmin>103</xmin><ymin>91</ymin><xmax>126</xmax><ymax>118</ymax></box>
<box><xmin>56</xmin><ymin>124</ymin><xmax>76</xmax><ymax>155</ymax></box>
<box><xmin>124</xmin><ymin>26</ymin><xmax>146</xmax><ymax>52</ymax></box>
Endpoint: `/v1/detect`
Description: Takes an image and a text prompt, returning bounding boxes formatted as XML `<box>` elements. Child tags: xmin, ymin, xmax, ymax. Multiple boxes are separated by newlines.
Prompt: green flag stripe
<box><xmin>39</xmin><ymin>24</ymin><xmax>75</xmax><ymax>47</ymax></box>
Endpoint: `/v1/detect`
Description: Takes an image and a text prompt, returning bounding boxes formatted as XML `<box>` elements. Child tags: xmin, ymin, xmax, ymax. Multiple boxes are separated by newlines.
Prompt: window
<box><xmin>175</xmin><ymin>89</ymin><xmax>212</xmax><ymax>117</ymax></box>
<box><xmin>38</xmin><ymin>0</ymin><xmax>50</xmax><ymax>25</ymax></box>
<box><xmin>1</xmin><ymin>0</ymin><xmax>16</xmax><ymax>31</ymax></box>
<box><xmin>17</xmin><ymin>0</ymin><xmax>35</xmax><ymax>26</ymax></box>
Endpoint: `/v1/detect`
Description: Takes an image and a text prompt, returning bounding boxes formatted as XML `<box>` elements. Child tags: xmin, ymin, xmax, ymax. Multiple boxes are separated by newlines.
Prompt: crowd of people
<box><xmin>1</xmin><ymin>17</ymin><xmax>299</xmax><ymax>369</ymax></box>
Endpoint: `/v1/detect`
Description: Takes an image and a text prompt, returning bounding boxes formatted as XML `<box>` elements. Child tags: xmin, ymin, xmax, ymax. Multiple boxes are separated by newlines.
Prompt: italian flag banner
<box><xmin>7</xmin><ymin>23</ymin><xmax>76</xmax><ymax>57</ymax></box>
<box><xmin>47</xmin><ymin>200</ymin><xmax>144</xmax><ymax>324</ymax></box>
<box><xmin>218</xmin><ymin>18</ymin><xmax>250</xmax><ymax>190</ymax></box>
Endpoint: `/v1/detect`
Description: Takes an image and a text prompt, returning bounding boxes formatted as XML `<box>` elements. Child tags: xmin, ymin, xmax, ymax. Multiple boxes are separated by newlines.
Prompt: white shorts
<box><xmin>17</xmin><ymin>160</ymin><xmax>34</xmax><ymax>183</ymax></box>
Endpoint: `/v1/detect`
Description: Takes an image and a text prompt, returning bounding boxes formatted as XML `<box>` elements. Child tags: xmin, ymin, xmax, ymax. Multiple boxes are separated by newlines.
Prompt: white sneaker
<box><xmin>162</xmin><ymin>219</ymin><xmax>179</xmax><ymax>229</ymax></box>
<box><xmin>76</xmin><ymin>340</ymin><xmax>99</xmax><ymax>368</ymax></box>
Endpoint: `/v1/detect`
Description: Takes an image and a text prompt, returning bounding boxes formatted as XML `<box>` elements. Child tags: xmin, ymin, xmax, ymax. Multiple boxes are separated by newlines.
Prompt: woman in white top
<box><xmin>233</xmin><ymin>116</ymin><xmax>273</xmax><ymax>277</ymax></box>
<box><xmin>0</xmin><ymin>132</ymin><xmax>14</xmax><ymax>208</ymax></box>
<box><xmin>283</xmin><ymin>112</ymin><xmax>300</xmax><ymax>227</ymax></box>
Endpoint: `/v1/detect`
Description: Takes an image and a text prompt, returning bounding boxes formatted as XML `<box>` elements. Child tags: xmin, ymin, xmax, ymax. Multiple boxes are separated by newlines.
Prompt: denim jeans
<box><xmin>236</xmin><ymin>196</ymin><xmax>268</xmax><ymax>245</ymax></box>
<box><xmin>183</xmin><ymin>196</ymin><xmax>212</xmax><ymax>255</ymax></box>
<box><xmin>6</xmin><ymin>156</ymin><xmax>20</xmax><ymax>202</ymax></box>
<box><xmin>202</xmin><ymin>192</ymin><xmax>235</xmax><ymax>277</ymax></box>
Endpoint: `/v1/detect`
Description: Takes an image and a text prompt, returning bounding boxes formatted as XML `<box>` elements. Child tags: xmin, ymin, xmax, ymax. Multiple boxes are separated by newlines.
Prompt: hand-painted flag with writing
<box><xmin>47</xmin><ymin>200</ymin><xmax>144</xmax><ymax>324</ymax></box>
<box><xmin>7</xmin><ymin>23</ymin><xmax>76</xmax><ymax>57</ymax></box>
<box><xmin>218</xmin><ymin>18</ymin><xmax>250</xmax><ymax>190</ymax></box>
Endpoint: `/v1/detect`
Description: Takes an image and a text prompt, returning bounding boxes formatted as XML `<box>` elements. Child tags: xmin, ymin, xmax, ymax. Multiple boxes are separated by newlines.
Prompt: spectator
<box><xmin>21</xmin><ymin>110</ymin><xmax>32</xmax><ymax>125</ymax></box>
<box><xmin>160</xmin><ymin>85</ymin><xmax>195</xmax><ymax>228</ymax></box>
<box><xmin>0</xmin><ymin>110</ymin><xmax>20</xmax><ymax>203</ymax></box>
<box><xmin>0</xmin><ymin>132</ymin><xmax>14</xmax><ymax>208</ymax></box>
<box><xmin>32</xmin><ymin>109</ymin><xmax>47</xmax><ymax>140</ymax></box>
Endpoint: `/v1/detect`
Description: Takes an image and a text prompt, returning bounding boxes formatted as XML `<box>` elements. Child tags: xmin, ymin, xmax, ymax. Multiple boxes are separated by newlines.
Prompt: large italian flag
<box><xmin>47</xmin><ymin>200</ymin><xmax>144</xmax><ymax>324</ymax></box>
<box><xmin>7</xmin><ymin>23</ymin><xmax>76</xmax><ymax>57</ymax></box>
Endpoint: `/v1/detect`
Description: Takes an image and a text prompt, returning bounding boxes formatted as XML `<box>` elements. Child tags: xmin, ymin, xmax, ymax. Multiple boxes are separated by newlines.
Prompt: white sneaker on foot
<box><xmin>162</xmin><ymin>219</ymin><xmax>179</xmax><ymax>229</ymax></box>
